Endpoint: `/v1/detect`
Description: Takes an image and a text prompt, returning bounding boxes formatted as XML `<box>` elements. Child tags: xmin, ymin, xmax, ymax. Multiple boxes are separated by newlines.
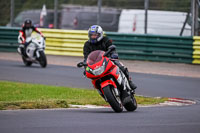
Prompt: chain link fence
<box><xmin>0</xmin><ymin>0</ymin><xmax>199</xmax><ymax>36</ymax></box>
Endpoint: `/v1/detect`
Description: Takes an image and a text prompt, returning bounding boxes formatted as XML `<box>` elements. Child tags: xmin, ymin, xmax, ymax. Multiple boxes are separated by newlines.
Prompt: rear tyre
<box><xmin>124</xmin><ymin>95</ymin><xmax>137</xmax><ymax>111</ymax></box>
<box><xmin>38</xmin><ymin>51</ymin><xmax>47</xmax><ymax>68</ymax></box>
<box><xmin>103</xmin><ymin>86</ymin><xmax>123</xmax><ymax>113</ymax></box>
<box><xmin>22</xmin><ymin>56</ymin><xmax>32</xmax><ymax>66</ymax></box>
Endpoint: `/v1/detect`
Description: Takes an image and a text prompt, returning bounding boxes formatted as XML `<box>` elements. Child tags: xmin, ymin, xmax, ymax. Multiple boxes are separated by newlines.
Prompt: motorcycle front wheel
<box><xmin>22</xmin><ymin>56</ymin><xmax>32</xmax><ymax>66</ymax></box>
<box><xmin>38</xmin><ymin>51</ymin><xmax>47</xmax><ymax>68</ymax></box>
<box><xmin>103</xmin><ymin>86</ymin><xmax>123</xmax><ymax>113</ymax></box>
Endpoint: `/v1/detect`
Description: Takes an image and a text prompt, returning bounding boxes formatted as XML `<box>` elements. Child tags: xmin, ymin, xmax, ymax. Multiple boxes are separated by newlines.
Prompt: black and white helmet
<box><xmin>24</xmin><ymin>19</ymin><xmax>32</xmax><ymax>29</ymax></box>
<box><xmin>88</xmin><ymin>25</ymin><xmax>103</xmax><ymax>44</ymax></box>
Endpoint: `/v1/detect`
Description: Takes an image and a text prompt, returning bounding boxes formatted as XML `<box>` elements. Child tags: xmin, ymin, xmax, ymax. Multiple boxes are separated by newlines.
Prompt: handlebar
<box><xmin>103</xmin><ymin>49</ymin><xmax>111</xmax><ymax>57</ymax></box>
<box><xmin>78</xmin><ymin>45</ymin><xmax>116</xmax><ymax>67</ymax></box>
<box><xmin>103</xmin><ymin>45</ymin><xmax>116</xmax><ymax>57</ymax></box>
<box><xmin>77</xmin><ymin>62</ymin><xmax>88</xmax><ymax>68</ymax></box>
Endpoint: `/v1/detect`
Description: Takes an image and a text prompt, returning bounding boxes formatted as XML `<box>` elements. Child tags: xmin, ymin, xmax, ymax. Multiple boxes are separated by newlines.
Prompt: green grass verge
<box><xmin>0</xmin><ymin>81</ymin><xmax>168</xmax><ymax>110</ymax></box>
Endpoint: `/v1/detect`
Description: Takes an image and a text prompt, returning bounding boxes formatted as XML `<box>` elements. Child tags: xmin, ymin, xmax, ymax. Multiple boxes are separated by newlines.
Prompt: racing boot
<box><xmin>123</xmin><ymin>67</ymin><xmax>137</xmax><ymax>94</ymax></box>
<box><xmin>128</xmin><ymin>77</ymin><xmax>137</xmax><ymax>94</ymax></box>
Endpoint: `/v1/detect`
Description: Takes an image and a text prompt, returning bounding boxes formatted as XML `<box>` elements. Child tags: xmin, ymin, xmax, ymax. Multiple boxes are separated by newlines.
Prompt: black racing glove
<box><xmin>111</xmin><ymin>53</ymin><xmax>119</xmax><ymax>59</ymax></box>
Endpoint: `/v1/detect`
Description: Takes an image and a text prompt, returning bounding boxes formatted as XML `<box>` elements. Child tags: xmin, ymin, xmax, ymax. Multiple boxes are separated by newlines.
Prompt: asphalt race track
<box><xmin>0</xmin><ymin>60</ymin><xmax>199</xmax><ymax>99</ymax></box>
<box><xmin>0</xmin><ymin>60</ymin><xmax>200</xmax><ymax>133</ymax></box>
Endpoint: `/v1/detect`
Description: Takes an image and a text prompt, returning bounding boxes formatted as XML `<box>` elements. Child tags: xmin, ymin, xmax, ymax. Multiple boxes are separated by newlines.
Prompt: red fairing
<box><xmin>108</xmin><ymin>65</ymin><xmax>120</xmax><ymax>80</ymax></box>
<box><xmin>86</xmin><ymin>51</ymin><xmax>114</xmax><ymax>79</ymax></box>
<box><xmin>85</xmin><ymin>50</ymin><xmax>120</xmax><ymax>92</ymax></box>
<box><xmin>100</xmin><ymin>80</ymin><xmax>117</xmax><ymax>89</ymax></box>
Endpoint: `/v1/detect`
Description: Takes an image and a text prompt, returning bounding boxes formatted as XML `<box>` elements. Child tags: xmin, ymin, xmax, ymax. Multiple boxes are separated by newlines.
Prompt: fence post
<box><xmin>54</xmin><ymin>0</ymin><xmax>58</xmax><ymax>29</ymax></box>
<box><xmin>191</xmin><ymin>0</ymin><xmax>199</xmax><ymax>36</ymax></box>
<box><xmin>194</xmin><ymin>0</ymin><xmax>199</xmax><ymax>35</ymax></box>
<box><xmin>10</xmin><ymin>0</ymin><xmax>14</xmax><ymax>27</ymax></box>
<box><xmin>144</xmin><ymin>0</ymin><xmax>149</xmax><ymax>34</ymax></box>
<box><xmin>97</xmin><ymin>0</ymin><xmax>102</xmax><ymax>25</ymax></box>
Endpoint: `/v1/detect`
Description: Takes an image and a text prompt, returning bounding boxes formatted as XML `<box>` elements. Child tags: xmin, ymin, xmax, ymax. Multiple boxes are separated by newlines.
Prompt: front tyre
<box><xmin>38</xmin><ymin>51</ymin><xmax>47</xmax><ymax>68</ymax></box>
<box><xmin>124</xmin><ymin>95</ymin><xmax>137</xmax><ymax>111</ymax></box>
<box><xmin>103</xmin><ymin>86</ymin><xmax>123</xmax><ymax>113</ymax></box>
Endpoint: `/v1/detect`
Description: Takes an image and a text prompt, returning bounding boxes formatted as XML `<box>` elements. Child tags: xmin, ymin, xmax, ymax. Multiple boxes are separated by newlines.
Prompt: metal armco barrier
<box><xmin>106</xmin><ymin>32</ymin><xmax>194</xmax><ymax>63</ymax></box>
<box><xmin>0</xmin><ymin>27</ymin><xmax>19</xmax><ymax>52</ymax></box>
<box><xmin>39</xmin><ymin>28</ymin><xmax>88</xmax><ymax>56</ymax></box>
<box><xmin>193</xmin><ymin>36</ymin><xmax>200</xmax><ymax>64</ymax></box>
<box><xmin>0</xmin><ymin>26</ymin><xmax>199</xmax><ymax>64</ymax></box>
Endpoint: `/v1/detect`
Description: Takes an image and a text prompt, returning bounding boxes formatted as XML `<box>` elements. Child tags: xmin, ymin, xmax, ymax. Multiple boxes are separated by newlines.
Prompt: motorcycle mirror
<box><xmin>77</xmin><ymin>62</ymin><xmax>83</xmax><ymax>68</ymax></box>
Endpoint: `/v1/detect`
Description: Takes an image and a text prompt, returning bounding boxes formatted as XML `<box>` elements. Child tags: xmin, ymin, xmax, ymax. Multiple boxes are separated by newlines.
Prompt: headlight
<box><xmin>92</xmin><ymin>62</ymin><xmax>105</xmax><ymax>76</ymax></box>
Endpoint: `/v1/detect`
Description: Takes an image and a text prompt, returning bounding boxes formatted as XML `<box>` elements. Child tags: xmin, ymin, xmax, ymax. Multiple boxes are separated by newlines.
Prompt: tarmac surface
<box><xmin>1</xmin><ymin>52</ymin><xmax>200</xmax><ymax>78</ymax></box>
<box><xmin>0</xmin><ymin>52</ymin><xmax>200</xmax><ymax>133</ymax></box>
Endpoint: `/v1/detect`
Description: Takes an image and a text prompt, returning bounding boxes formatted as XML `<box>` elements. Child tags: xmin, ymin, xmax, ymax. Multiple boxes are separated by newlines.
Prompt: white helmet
<box><xmin>88</xmin><ymin>25</ymin><xmax>103</xmax><ymax>44</ymax></box>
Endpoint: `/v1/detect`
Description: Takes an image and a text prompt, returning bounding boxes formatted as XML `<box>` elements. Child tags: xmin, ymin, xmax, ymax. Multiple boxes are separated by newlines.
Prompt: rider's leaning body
<box><xmin>18</xmin><ymin>19</ymin><xmax>44</xmax><ymax>57</ymax></box>
<box><xmin>83</xmin><ymin>25</ymin><xmax>137</xmax><ymax>92</ymax></box>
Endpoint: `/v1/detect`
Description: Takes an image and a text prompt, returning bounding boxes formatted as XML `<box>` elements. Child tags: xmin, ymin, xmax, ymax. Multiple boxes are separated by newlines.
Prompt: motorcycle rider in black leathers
<box><xmin>18</xmin><ymin>19</ymin><xmax>44</xmax><ymax>57</ymax></box>
<box><xmin>83</xmin><ymin>25</ymin><xmax>137</xmax><ymax>93</ymax></box>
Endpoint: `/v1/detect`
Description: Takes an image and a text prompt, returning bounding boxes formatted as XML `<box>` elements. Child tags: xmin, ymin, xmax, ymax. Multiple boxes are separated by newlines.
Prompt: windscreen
<box><xmin>87</xmin><ymin>50</ymin><xmax>104</xmax><ymax>65</ymax></box>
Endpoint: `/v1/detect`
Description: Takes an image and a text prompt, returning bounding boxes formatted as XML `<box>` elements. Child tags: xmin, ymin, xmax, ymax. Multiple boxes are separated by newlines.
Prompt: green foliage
<box><xmin>0</xmin><ymin>80</ymin><xmax>107</xmax><ymax>109</ymax></box>
<box><xmin>0</xmin><ymin>0</ymin><xmax>11</xmax><ymax>26</ymax></box>
<box><xmin>149</xmin><ymin>0</ymin><xmax>191</xmax><ymax>12</ymax></box>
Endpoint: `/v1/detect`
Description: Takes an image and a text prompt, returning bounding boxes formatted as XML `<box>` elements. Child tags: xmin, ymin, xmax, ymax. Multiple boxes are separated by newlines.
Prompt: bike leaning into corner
<box><xmin>17</xmin><ymin>31</ymin><xmax>47</xmax><ymax>68</ymax></box>
<box><xmin>77</xmin><ymin>46</ymin><xmax>137</xmax><ymax>113</ymax></box>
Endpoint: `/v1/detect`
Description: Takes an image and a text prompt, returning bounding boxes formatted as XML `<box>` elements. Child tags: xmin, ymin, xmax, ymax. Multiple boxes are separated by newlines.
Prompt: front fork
<box><xmin>36</xmin><ymin>49</ymin><xmax>45</xmax><ymax>59</ymax></box>
<box><xmin>92</xmin><ymin>79</ymin><xmax>118</xmax><ymax>101</ymax></box>
<box><xmin>36</xmin><ymin>50</ymin><xmax>41</xmax><ymax>58</ymax></box>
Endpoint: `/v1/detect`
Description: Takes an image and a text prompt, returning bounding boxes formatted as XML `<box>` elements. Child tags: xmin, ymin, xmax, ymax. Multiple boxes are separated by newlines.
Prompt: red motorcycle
<box><xmin>77</xmin><ymin>46</ymin><xmax>137</xmax><ymax>112</ymax></box>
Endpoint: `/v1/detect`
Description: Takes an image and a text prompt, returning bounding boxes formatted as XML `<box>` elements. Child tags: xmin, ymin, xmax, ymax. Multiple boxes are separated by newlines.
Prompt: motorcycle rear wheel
<box><xmin>103</xmin><ymin>86</ymin><xmax>123</xmax><ymax>113</ymax></box>
<box><xmin>22</xmin><ymin>56</ymin><xmax>32</xmax><ymax>66</ymax></box>
<box><xmin>124</xmin><ymin>95</ymin><xmax>137</xmax><ymax>111</ymax></box>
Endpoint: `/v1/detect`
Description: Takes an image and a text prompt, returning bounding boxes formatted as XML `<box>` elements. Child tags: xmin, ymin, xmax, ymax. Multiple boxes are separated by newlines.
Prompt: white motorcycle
<box><xmin>17</xmin><ymin>32</ymin><xmax>47</xmax><ymax>68</ymax></box>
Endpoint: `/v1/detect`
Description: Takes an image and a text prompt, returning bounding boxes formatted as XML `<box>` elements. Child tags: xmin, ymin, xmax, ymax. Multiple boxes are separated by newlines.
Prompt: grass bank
<box><xmin>0</xmin><ymin>81</ymin><xmax>167</xmax><ymax>110</ymax></box>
